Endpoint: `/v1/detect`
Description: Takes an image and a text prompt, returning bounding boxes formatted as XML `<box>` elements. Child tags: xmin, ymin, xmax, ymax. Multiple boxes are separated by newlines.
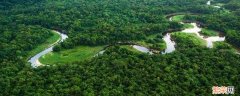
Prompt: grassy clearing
<box><xmin>172</xmin><ymin>15</ymin><xmax>185</xmax><ymax>22</ymax></box>
<box><xmin>183</xmin><ymin>23</ymin><xmax>194</xmax><ymax>29</ymax></box>
<box><xmin>27</xmin><ymin>31</ymin><xmax>60</xmax><ymax>59</ymax></box>
<box><xmin>201</xmin><ymin>28</ymin><xmax>218</xmax><ymax>36</ymax></box>
<box><xmin>39</xmin><ymin>46</ymin><xmax>104</xmax><ymax>65</ymax></box>
<box><xmin>172</xmin><ymin>32</ymin><xmax>206</xmax><ymax>49</ymax></box>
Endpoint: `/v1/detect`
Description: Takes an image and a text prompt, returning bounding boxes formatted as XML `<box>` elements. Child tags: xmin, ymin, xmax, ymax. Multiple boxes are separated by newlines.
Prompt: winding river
<box><xmin>28</xmin><ymin>30</ymin><xmax>68</xmax><ymax>68</ymax></box>
<box><xmin>132</xmin><ymin>0</ymin><xmax>236</xmax><ymax>54</ymax></box>
<box><xmin>163</xmin><ymin>17</ymin><xmax>225</xmax><ymax>51</ymax></box>
<box><xmin>29</xmin><ymin>1</ymin><xmax>237</xmax><ymax>68</ymax></box>
<box><xmin>182</xmin><ymin>23</ymin><xmax>225</xmax><ymax>48</ymax></box>
<box><xmin>133</xmin><ymin>15</ymin><xmax>226</xmax><ymax>54</ymax></box>
<box><xmin>163</xmin><ymin>0</ymin><xmax>228</xmax><ymax>52</ymax></box>
<box><xmin>162</xmin><ymin>33</ymin><xmax>176</xmax><ymax>54</ymax></box>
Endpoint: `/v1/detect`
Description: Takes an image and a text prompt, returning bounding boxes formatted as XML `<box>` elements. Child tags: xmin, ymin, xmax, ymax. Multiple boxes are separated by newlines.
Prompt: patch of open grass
<box><xmin>201</xmin><ymin>28</ymin><xmax>218</xmax><ymax>36</ymax></box>
<box><xmin>27</xmin><ymin>31</ymin><xmax>60</xmax><ymax>59</ymax></box>
<box><xmin>39</xmin><ymin>46</ymin><xmax>104</xmax><ymax>65</ymax></box>
<box><xmin>172</xmin><ymin>32</ymin><xmax>206</xmax><ymax>49</ymax></box>
<box><xmin>183</xmin><ymin>23</ymin><xmax>194</xmax><ymax>29</ymax></box>
<box><xmin>172</xmin><ymin>15</ymin><xmax>185</xmax><ymax>22</ymax></box>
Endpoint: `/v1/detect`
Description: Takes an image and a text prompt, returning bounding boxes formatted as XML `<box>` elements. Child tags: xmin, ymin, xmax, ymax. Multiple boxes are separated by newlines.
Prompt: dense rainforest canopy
<box><xmin>0</xmin><ymin>0</ymin><xmax>239</xmax><ymax>95</ymax></box>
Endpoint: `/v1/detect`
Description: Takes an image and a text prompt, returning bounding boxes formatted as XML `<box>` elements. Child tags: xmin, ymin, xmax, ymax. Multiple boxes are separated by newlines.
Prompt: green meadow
<box><xmin>172</xmin><ymin>32</ymin><xmax>206</xmax><ymax>49</ymax></box>
<box><xmin>39</xmin><ymin>46</ymin><xmax>104</xmax><ymax>65</ymax></box>
<box><xmin>201</xmin><ymin>28</ymin><xmax>219</xmax><ymax>36</ymax></box>
<box><xmin>172</xmin><ymin>15</ymin><xmax>185</xmax><ymax>22</ymax></box>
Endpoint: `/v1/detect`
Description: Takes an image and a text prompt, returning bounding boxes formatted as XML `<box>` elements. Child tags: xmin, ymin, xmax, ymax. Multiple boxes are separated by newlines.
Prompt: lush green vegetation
<box><xmin>40</xmin><ymin>46</ymin><xmax>104</xmax><ymax>65</ymax></box>
<box><xmin>201</xmin><ymin>28</ymin><xmax>219</xmax><ymax>36</ymax></box>
<box><xmin>8</xmin><ymin>46</ymin><xmax>240</xmax><ymax>95</ymax></box>
<box><xmin>172</xmin><ymin>15</ymin><xmax>185</xmax><ymax>22</ymax></box>
<box><xmin>0</xmin><ymin>24</ymin><xmax>53</xmax><ymax>61</ymax></box>
<box><xmin>183</xmin><ymin>23</ymin><xmax>194</xmax><ymax>28</ymax></box>
<box><xmin>1</xmin><ymin>0</ymin><xmax>217</xmax><ymax>51</ymax></box>
<box><xmin>120</xmin><ymin>45</ymin><xmax>143</xmax><ymax>54</ymax></box>
<box><xmin>213</xmin><ymin>42</ymin><xmax>236</xmax><ymax>52</ymax></box>
<box><xmin>172</xmin><ymin>32</ymin><xmax>206</xmax><ymax>49</ymax></box>
<box><xmin>0</xmin><ymin>0</ymin><xmax>240</xmax><ymax>95</ymax></box>
<box><xmin>184</xmin><ymin>0</ymin><xmax>240</xmax><ymax>48</ymax></box>
<box><xmin>171</xmin><ymin>15</ymin><xmax>194</xmax><ymax>29</ymax></box>
<box><xmin>27</xmin><ymin>31</ymin><xmax>61</xmax><ymax>59</ymax></box>
<box><xmin>137</xmin><ymin>34</ymin><xmax>166</xmax><ymax>51</ymax></box>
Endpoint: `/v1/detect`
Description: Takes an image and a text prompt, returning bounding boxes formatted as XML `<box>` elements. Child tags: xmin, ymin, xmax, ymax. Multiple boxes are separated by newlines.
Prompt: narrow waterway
<box><xmin>182</xmin><ymin>23</ymin><xmax>202</xmax><ymax>37</ymax></box>
<box><xmin>94</xmin><ymin>50</ymin><xmax>106</xmax><ymax>57</ymax></box>
<box><xmin>133</xmin><ymin>45</ymin><xmax>153</xmax><ymax>54</ymax></box>
<box><xmin>161</xmin><ymin>17</ymin><xmax>176</xmax><ymax>54</ymax></box>
<box><xmin>183</xmin><ymin>23</ymin><xmax>225</xmax><ymax>48</ymax></box>
<box><xmin>206</xmin><ymin>37</ymin><xmax>225</xmax><ymax>48</ymax></box>
<box><xmin>162</xmin><ymin>33</ymin><xmax>176</xmax><ymax>54</ymax></box>
<box><xmin>162</xmin><ymin>16</ymin><xmax>226</xmax><ymax>54</ymax></box>
<box><xmin>28</xmin><ymin>30</ymin><xmax>68</xmax><ymax>68</ymax></box>
<box><xmin>159</xmin><ymin>1</ymin><xmax>233</xmax><ymax>54</ymax></box>
<box><xmin>181</xmin><ymin>23</ymin><xmax>225</xmax><ymax>48</ymax></box>
<box><xmin>28</xmin><ymin>0</ymin><xmax>236</xmax><ymax>68</ymax></box>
